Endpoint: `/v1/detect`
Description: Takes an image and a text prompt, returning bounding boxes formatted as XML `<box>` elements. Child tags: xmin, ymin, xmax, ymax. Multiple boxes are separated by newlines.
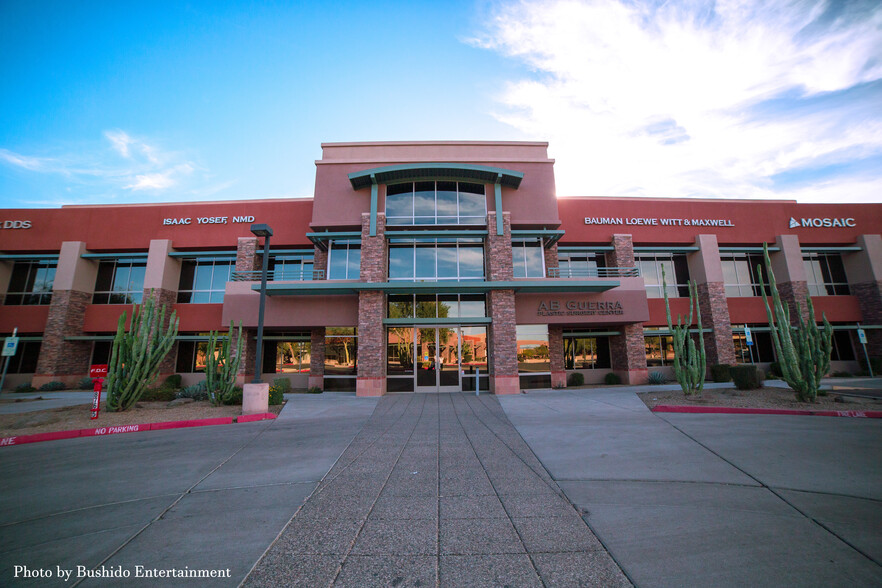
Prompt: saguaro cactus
<box><xmin>105</xmin><ymin>293</ymin><xmax>180</xmax><ymax>412</ymax></box>
<box><xmin>205</xmin><ymin>322</ymin><xmax>243</xmax><ymax>406</ymax></box>
<box><xmin>758</xmin><ymin>243</ymin><xmax>832</xmax><ymax>402</ymax></box>
<box><xmin>662</xmin><ymin>268</ymin><xmax>706</xmax><ymax>397</ymax></box>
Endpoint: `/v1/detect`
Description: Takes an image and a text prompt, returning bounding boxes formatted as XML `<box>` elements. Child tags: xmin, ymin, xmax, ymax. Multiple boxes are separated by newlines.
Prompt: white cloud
<box><xmin>0</xmin><ymin>149</ymin><xmax>49</xmax><ymax>171</ymax></box>
<box><xmin>473</xmin><ymin>0</ymin><xmax>882</xmax><ymax>201</ymax></box>
<box><xmin>104</xmin><ymin>129</ymin><xmax>135</xmax><ymax>159</ymax></box>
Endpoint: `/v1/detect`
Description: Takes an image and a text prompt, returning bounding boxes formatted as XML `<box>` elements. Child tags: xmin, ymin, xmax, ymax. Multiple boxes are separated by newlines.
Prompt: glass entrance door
<box><xmin>416</xmin><ymin>327</ymin><xmax>461</xmax><ymax>392</ymax></box>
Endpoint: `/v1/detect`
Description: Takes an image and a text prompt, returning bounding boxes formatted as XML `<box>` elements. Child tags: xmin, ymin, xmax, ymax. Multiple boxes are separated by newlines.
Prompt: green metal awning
<box><xmin>348</xmin><ymin>163</ymin><xmax>524</xmax><ymax>191</ymax></box>
<box><xmin>254</xmin><ymin>279</ymin><xmax>620</xmax><ymax>296</ymax></box>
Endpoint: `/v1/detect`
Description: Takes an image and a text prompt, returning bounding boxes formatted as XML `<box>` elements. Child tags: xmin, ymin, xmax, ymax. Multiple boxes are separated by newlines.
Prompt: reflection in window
<box><xmin>4</xmin><ymin>260</ymin><xmax>56</xmax><ymax>305</ymax></box>
<box><xmin>177</xmin><ymin>257</ymin><xmax>235</xmax><ymax>303</ymax></box>
<box><xmin>176</xmin><ymin>337</ymin><xmax>220</xmax><ymax>373</ymax></box>
<box><xmin>732</xmin><ymin>328</ymin><xmax>775</xmax><ymax>363</ymax></box>
<box><xmin>516</xmin><ymin>325</ymin><xmax>550</xmax><ymax>373</ymax></box>
<box><xmin>386</xmin><ymin>181</ymin><xmax>486</xmax><ymax>225</ymax></box>
<box><xmin>274</xmin><ymin>341</ymin><xmax>311</xmax><ymax>373</ymax></box>
<box><xmin>325</xmin><ymin>328</ymin><xmax>357</xmax><ymax>376</ymax></box>
<box><xmin>4</xmin><ymin>339</ymin><xmax>41</xmax><ymax>373</ymax></box>
<box><xmin>328</xmin><ymin>240</ymin><xmax>361</xmax><ymax>280</ymax></box>
<box><xmin>556</xmin><ymin>252</ymin><xmax>606</xmax><ymax>278</ymax></box>
<box><xmin>803</xmin><ymin>252</ymin><xmax>849</xmax><ymax>296</ymax></box>
<box><xmin>645</xmin><ymin>334</ymin><xmax>675</xmax><ymax>367</ymax></box>
<box><xmin>269</xmin><ymin>252</ymin><xmax>315</xmax><ymax>280</ymax></box>
<box><xmin>512</xmin><ymin>239</ymin><xmax>545</xmax><ymax>278</ymax></box>
<box><xmin>387</xmin><ymin>294</ymin><xmax>486</xmax><ymax>318</ymax></box>
<box><xmin>636</xmin><ymin>254</ymin><xmax>690</xmax><ymax>298</ymax></box>
<box><xmin>388</xmin><ymin>238</ymin><xmax>484</xmax><ymax>281</ymax></box>
<box><xmin>721</xmin><ymin>253</ymin><xmax>769</xmax><ymax>297</ymax></box>
<box><xmin>92</xmin><ymin>258</ymin><xmax>147</xmax><ymax>304</ymax></box>
<box><xmin>564</xmin><ymin>337</ymin><xmax>611</xmax><ymax>369</ymax></box>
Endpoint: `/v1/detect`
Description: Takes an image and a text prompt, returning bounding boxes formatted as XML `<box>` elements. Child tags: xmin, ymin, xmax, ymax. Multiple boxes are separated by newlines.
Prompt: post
<box><xmin>857</xmin><ymin>324</ymin><xmax>873</xmax><ymax>377</ymax></box>
<box><xmin>476</xmin><ymin>367</ymin><xmax>480</xmax><ymax>396</ymax></box>
<box><xmin>244</xmin><ymin>224</ymin><xmax>272</xmax><ymax>415</ymax></box>
<box><xmin>0</xmin><ymin>327</ymin><xmax>18</xmax><ymax>393</ymax></box>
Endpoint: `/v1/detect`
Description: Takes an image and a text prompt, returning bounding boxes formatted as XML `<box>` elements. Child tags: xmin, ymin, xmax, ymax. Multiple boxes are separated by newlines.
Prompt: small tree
<box><xmin>204</xmin><ymin>322</ymin><xmax>243</xmax><ymax>407</ymax></box>
<box><xmin>105</xmin><ymin>294</ymin><xmax>179</xmax><ymax>412</ymax></box>
<box><xmin>662</xmin><ymin>267</ymin><xmax>706</xmax><ymax>397</ymax></box>
<box><xmin>758</xmin><ymin>243</ymin><xmax>832</xmax><ymax>402</ymax></box>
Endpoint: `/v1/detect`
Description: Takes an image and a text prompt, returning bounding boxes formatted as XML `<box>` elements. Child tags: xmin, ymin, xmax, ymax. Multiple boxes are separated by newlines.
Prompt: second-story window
<box><xmin>388</xmin><ymin>238</ymin><xmax>484</xmax><ymax>281</ymax></box>
<box><xmin>721</xmin><ymin>253</ymin><xmax>769</xmax><ymax>297</ymax></box>
<box><xmin>386</xmin><ymin>181</ymin><xmax>486</xmax><ymax>225</ymax></box>
<box><xmin>4</xmin><ymin>260</ymin><xmax>56</xmax><ymax>305</ymax></box>
<box><xmin>556</xmin><ymin>252</ymin><xmax>606</xmax><ymax>278</ymax></box>
<box><xmin>636</xmin><ymin>253</ymin><xmax>690</xmax><ymax>298</ymax></box>
<box><xmin>512</xmin><ymin>239</ymin><xmax>545</xmax><ymax>278</ymax></box>
<box><xmin>177</xmin><ymin>257</ymin><xmax>235</xmax><ymax>303</ymax></box>
<box><xmin>269</xmin><ymin>252</ymin><xmax>315</xmax><ymax>280</ymax></box>
<box><xmin>328</xmin><ymin>240</ymin><xmax>361</xmax><ymax>280</ymax></box>
<box><xmin>803</xmin><ymin>252</ymin><xmax>849</xmax><ymax>295</ymax></box>
<box><xmin>92</xmin><ymin>259</ymin><xmax>146</xmax><ymax>304</ymax></box>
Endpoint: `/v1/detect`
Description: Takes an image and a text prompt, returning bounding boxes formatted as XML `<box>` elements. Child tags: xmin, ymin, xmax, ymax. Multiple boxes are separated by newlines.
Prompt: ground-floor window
<box><xmin>517</xmin><ymin>325</ymin><xmax>550</xmax><ymax>388</ymax></box>
<box><xmin>325</xmin><ymin>327</ymin><xmax>357</xmax><ymax>391</ymax></box>
<box><xmin>176</xmin><ymin>338</ymin><xmax>216</xmax><ymax>373</ymax></box>
<box><xmin>5</xmin><ymin>339</ymin><xmax>41</xmax><ymax>373</ymax></box>
<box><xmin>91</xmin><ymin>341</ymin><xmax>112</xmax><ymax>366</ymax></box>
<box><xmin>386</xmin><ymin>325</ymin><xmax>488</xmax><ymax>391</ymax></box>
<box><xmin>644</xmin><ymin>334</ymin><xmax>675</xmax><ymax>367</ymax></box>
<box><xmin>831</xmin><ymin>329</ymin><xmax>856</xmax><ymax>361</ymax></box>
<box><xmin>564</xmin><ymin>337</ymin><xmax>611</xmax><ymax>369</ymax></box>
<box><xmin>732</xmin><ymin>328</ymin><xmax>775</xmax><ymax>364</ymax></box>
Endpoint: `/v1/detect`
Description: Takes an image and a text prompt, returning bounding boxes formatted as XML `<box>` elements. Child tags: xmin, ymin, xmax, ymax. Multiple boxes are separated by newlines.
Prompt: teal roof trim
<box><xmin>348</xmin><ymin>163</ymin><xmax>524</xmax><ymax>190</ymax></box>
<box><xmin>255</xmin><ymin>279</ymin><xmax>620</xmax><ymax>296</ymax></box>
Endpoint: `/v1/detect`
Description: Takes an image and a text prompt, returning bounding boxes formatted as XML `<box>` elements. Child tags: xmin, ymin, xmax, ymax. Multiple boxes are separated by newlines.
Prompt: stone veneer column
<box><xmin>143</xmin><ymin>239</ymin><xmax>181</xmax><ymax>376</ymax></box>
<box><xmin>688</xmin><ymin>235</ymin><xmax>736</xmax><ymax>367</ymax></box>
<box><xmin>486</xmin><ymin>211</ymin><xmax>519</xmax><ymax>394</ymax></box>
<box><xmin>543</xmin><ymin>243</ymin><xmax>558</xmax><ymax>277</ymax></box>
<box><xmin>845</xmin><ymin>234</ymin><xmax>882</xmax><ymax>356</ymax></box>
<box><xmin>313</xmin><ymin>246</ymin><xmax>328</xmax><ymax>280</ymax></box>
<box><xmin>308</xmin><ymin>327</ymin><xmax>326</xmax><ymax>389</ymax></box>
<box><xmin>771</xmin><ymin>234</ymin><xmax>810</xmax><ymax>323</ymax></box>
<box><xmin>605</xmin><ymin>234</ymin><xmax>647</xmax><ymax>384</ymax></box>
<box><xmin>549</xmin><ymin>324</ymin><xmax>565</xmax><ymax>387</ymax></box>
<box><xmin>357</xmin><ymin>212</ymin><xmax>387</xmax><ymax>396</ymax></box>
<box><xmin>235</xmin><ymin>237</ymin><xmax>260</xmax><ymax>380</ymax></box>
<box><xmin>33</xmin><ymin>242</ymin><xmax>98</xmax><ymax>387</ymax></box>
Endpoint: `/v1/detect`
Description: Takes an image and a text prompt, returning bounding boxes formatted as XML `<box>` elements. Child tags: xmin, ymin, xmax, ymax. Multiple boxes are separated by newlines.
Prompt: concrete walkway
<box><xmin>499</xmin><ymin>388</ymin><xmax>882</xmax><ymax>587</ymax></box>
<box><xmin>245</xmin><ymin>393</ymin><xmax>630</xmax><ymax>587</ymax></box>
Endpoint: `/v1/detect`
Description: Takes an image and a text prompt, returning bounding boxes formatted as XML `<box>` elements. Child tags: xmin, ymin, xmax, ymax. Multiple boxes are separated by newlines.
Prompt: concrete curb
<box><xmin>652</xmin><ymin>405</ymin><xmax>882</xmax><ymax>418</ymax></box>
<box><xmin>0</xmin><ymin>412</ymin><xmax>277</xmax><ymax>448</ymax></box>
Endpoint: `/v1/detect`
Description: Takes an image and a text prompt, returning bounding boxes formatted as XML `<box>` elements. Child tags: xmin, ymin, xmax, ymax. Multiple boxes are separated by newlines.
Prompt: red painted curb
<box><xmin>237</xmin><ymin>412</ymin><xmax>277</xmax><ymax>423</ymax></box>
<box><xmin>652</xmin><ymin>405</ymin><xmax>882</xmax><ymax>418</ymax></box>
<box><xmin>0</xmin><ymin>413</ymin><xmax>277</xmax><ymax>448</ymax></box>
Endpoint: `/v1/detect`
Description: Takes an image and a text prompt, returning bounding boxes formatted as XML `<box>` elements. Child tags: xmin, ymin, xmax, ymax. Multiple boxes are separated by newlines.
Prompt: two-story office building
<box><xmin>1</xmin><ymin>141</ymin><xmax>880</xmax><ymax>395</ymax></box>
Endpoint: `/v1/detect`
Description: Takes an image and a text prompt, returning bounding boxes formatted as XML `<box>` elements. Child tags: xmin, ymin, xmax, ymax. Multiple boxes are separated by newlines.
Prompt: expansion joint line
<box><xmin>657</xmin><ymin>413</ymin><xmax>882</xmax><ymax>569</ymax></box>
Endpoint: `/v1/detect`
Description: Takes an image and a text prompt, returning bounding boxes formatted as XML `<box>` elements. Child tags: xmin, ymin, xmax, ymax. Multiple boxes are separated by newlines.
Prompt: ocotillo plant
<box><xmin>204</xmin><ymin>321</ymin><xmax>243</xmax><ymax>406</ymax></box>
<box><xmin>662</xmin><ymin>267</ymin><xmax>706</xmax><ymax>397</ymax></box>
<box><xmin>105</xmin><ymin>293</ymin><xmax>180</xmax><ymax>412</ymax></box>
<box><xmin>758</xmin><ymin>243</ymin><xmax>832</xmax><ymax>402</ymax></box>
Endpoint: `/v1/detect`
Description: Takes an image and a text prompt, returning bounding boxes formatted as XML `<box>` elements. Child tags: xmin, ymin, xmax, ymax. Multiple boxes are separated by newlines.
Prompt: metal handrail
<box><xmin>231</xmin><ymin>269</ymin><xmax>325</xmax><ymax>281</ymax></box>
<box><xmin>547</xmin><ymin>267</ymin><xmax>640</xmax><ymax>278</ymax></box>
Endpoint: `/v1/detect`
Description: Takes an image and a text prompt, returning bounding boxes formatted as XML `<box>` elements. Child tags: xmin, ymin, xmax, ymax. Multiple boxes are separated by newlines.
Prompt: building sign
<box><xmin>537</xmin><ymin>300</ymin><xmax>624</xmax><ymax>317</ymax></box>
<box><xmin>584</xmin><ymin>217</ymin><xmax>734</xmax><ymax>227</ymax></box>
<box><xmin>789</xmin><ymin>217</ymin><xmax>855</xmax><ymax>229</ymax></box>
<box><xmin>162</xmin><ymin>215</ymin><xmax>255</xmax><ymax>226</ymax></box>
<box><xmin>0</xmin><ymin>220</ymin><xmax>32</xmax><ymax>229</ymax></box>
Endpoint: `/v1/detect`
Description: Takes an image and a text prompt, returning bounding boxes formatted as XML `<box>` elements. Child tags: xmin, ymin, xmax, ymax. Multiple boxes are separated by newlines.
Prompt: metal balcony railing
<box><xmin>231</xmin><ymin>269</ymin><xmax>326</xmax><ymax>281</ymax></box>
<box><xmin>547</xmin><ymin>267</ymin><xmax>640</xmax><ymax>278</ymax></box>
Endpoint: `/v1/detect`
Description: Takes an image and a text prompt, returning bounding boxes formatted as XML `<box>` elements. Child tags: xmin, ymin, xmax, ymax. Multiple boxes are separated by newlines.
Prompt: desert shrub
<box><xmin>647</xmin><ymin>371</ymin><xmax>667</xmax><ymax>385</ymax></box>
<box><xmin>272</xmin><ymin>377</ymin><xmax>291</xmax><ymax>394</ymax></box>
<box><xmin>567</xmin><ymin>372</ymin><xmax>585</xmax><ymax>386</ymax></box>
<box><xmin>830</xmin><ymin>371</ymin><xmax>853</xmax><ymax>378</ymax></box>
<box><xmin>768</xmin><ymin>362</ymin><xmax>783</xmax><ymax>378</ymax></box>
<box><xmin>222</xmin><ymin>386</ymin><xmax>243</xmax><ymax>405</ymax></box>
<box><xmin>177</xmin><ymin>380</ymin><xmax>208</xmax><ymax>401</ymax></box>
<box><xmin>142</xmin><ymin>386</ymin><xmax>177</xmax><ymax>402</ymax></box>
<box><xmin>307</xmin><ymin>386</ymin><xmax>323</xmax><ymax>394</ymax></box>
<box><xmin>14</xmin><ymin>383</ymin><xmax>35</xmax><ymax>393</ymax></box>
<box><xmin>268</xmin><ymin>384</ymin><xmax>284</xmax><ymax>405</ymax></box>
<box><xmin>604</xmin><ymin>372</ymin><xmax>621</xmax><ymax>385</ymax></box>
<box><xmin>710</xmin><ymin>364</ymin><xmax>731</xmax><ymax>383</ymax></box>
<box><xmin>39</xmin><ymin>381</ymin><xmax>66</xmax><ymax>392</ymax></box>
<box><xmin>731</xmin><ymin>365</ymin><xmax>763</xmax><ymax>390</ymax></box>
<box><xmin>163</xmin><ymin>374</ymin><xmax>183</xmax><ymax>388</ymax></box>
<box><xmin>78</xmin><ymin>376</ymin><xmax>96</xmax><ymax>390</ymax></box>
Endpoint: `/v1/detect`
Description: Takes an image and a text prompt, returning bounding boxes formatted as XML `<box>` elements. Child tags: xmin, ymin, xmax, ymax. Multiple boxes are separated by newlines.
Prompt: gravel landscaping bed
<box><xmin>638</xmin><ymin>386</ymin><xmax>882</xmax><ymax>411</ymax></box>
<box><xmin>0</xmin><ymin>399</ymin><xmax>284</xmax><ymax>438</ymax></box>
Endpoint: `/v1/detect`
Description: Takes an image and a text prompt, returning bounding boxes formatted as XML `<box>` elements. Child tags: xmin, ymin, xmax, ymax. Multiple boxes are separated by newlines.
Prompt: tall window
<box><xmin>92</xmin><ymin>259</ymin><xmax>146</xmax><ymax>304</ymax></box>
<box><xmin>328</xmin><ymin>240</ymin><xmax>361</xmax><ymax>280</ymax></box>
<box><xmin>177</xmin><ymin>257</ymin><xmax>235</xmax><ymax>303</ymax></box>
<box><xmin>732</xmin><ymin>328</ymin><xmax>775</xmax><ymax>363</ymax></box>
<box><xmin>803</xmin><ymin>252</ymin><xmax>849</xmax><ymax>295</ymax></box>
<box><xmin>388</xmin><ymin>238</ymin><xmax>484</xmax><ymax>281</ymax></box>
<box><xmin>721</xmin><ymin>253</ymin><xmax>769</xmax><ymax>297</ymax></box>
<box><xmin>512</xmin><ymin>239</ymin><xmax>545</xmax><ymax>278</ymax></box>
<box><xmin>325</xmin><ymin>327</ymin><xmax>357</xmax><ymax>391</ymax></box>
<box><xmin>636</xmin><ymin>254</ymin><xmax>690</xmax><ymax>298</ymax></box>
<box><xmin>5</xmin><ymin>339</ymin><xmax>41</xmax><ymax>373</ymax></box>
<box><xmin>4</xmin><ymin>260</ymin><xmax>56</xmax><ymax>305</ymax></box>
<box><xmin>556</xmin><ymin>252</ymin><xmax>606</xmax><ymax>278</ymax></box>
<box><xmin>385</xmin><ymin>181</ymin><xmax>486</xmax><ymax>225</ymax></box>
<box><xmin>176</xmin><ymin>336</ymin><xmax>218</xmax><ymax>373</ymax></box>
<box><xmin>516</xmin><ymin>324</ymin><xmax>551</xmax><ymax>388</ymax></box>
<box><xmin>273</xmin><ymin>341</ymin><xmax>311</xmax><ymax>373</ymax></box>
<box><xmin>564</xmin><ymin>337</ymin><xmax>611</xmax><ymax>369</ymax></box>
<box><xmin>269</xmin><ymin>252</ymin><xmax>315</xmax><ymax>280</ymax></box>
<box><xmin>388</xmin><ymin>294</ymin><xmax>486</xmax><ymax>318</ymax></box>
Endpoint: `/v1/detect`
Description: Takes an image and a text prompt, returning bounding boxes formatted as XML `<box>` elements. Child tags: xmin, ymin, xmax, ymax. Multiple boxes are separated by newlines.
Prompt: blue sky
<box><xmin>1</xmin><ymin>0</ymin><xmax>880</xmax><ymax>208</ymax></box>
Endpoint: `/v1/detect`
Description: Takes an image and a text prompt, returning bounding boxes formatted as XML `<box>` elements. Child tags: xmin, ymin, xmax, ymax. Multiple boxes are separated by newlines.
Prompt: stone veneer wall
<box><xmin>236</xmin><ymin>237</ymin><xmax>260</xmax><ymax>273</ymax></box>
<box><xmin>486</xmin><ymin>211</ymin><xmax>520</xmax><ymax>394</ymax></box>
<box><xmin>777</xmin><ymin>281</ymin><xmax>811</xmax><ymax>324</ymax></box>
<box><xmin>309</xmin><ymin>327</ymin><xmax>326</xmax><ymax>389</ymax></box>
<box><xmin>357</xmin><ymin>213</ymin><xmax>387</xmax><ymax>396</ymax></box>
<box><xmin>851</xmin><ymin>281</ymin><xmax>882</xmax><ymax>356</ymax></box>
<box><xmin>549</xmin><ymin>324</ymin><xmax>565</xmax><ymax>388</ymax></box>
<box><xmin>604</xmin><ymin>234</ymin><xmax>647</xmax><ymax>383</ymax></box>
<box><xmin>34</xmin><ymin>290</ymin><xmax>93</xmax><ymax>385</ymax></box>
<box><xmin>313</xmin><ymin>246</ymin><xmax>328</xmax><ymax>279</ymax></box>
<box><xmin>143</xmin><ymin>288</ymin><xmax>180</xmax><ymax>376</ymax></box>
<box><xmin>696</xmin><ymin>282</ymin><xmax>736</xmax><ymax>366</ymax></box>
<box><xmin>543</xmin><ymin>243</ymin><xmax>558</xmax><ymax>277</ymax></box>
